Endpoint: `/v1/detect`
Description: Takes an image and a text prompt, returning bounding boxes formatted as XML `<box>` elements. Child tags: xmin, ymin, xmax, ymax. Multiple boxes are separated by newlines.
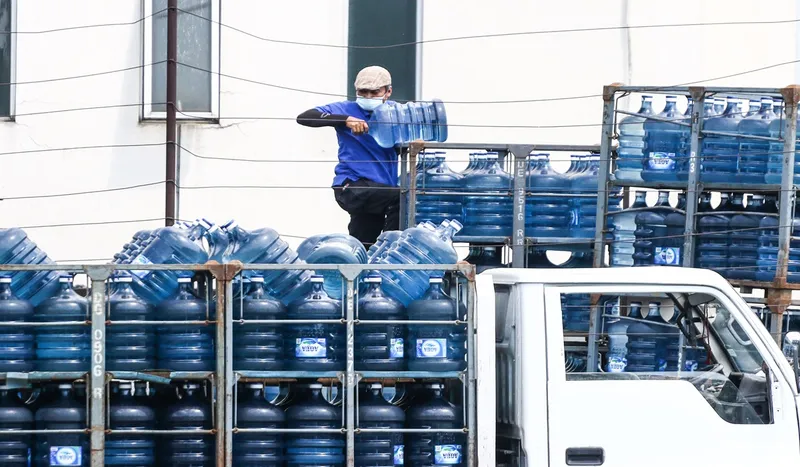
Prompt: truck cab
<box><xmin>479</xmin><ymin>267</ymin><xmax>800</xmax><ymax>466</ymax></box>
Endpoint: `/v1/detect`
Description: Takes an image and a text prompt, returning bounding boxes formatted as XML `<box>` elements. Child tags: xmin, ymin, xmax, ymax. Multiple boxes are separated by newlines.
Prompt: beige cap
<box><xmin>354</xmin><ymin>65</ymin><xmax>392</xmax><ymax>91</ymax></box>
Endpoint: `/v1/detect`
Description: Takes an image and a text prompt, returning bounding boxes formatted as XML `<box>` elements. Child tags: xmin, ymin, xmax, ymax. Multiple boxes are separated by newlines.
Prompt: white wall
<box><xmin>1</xmin><ymin>0</ymin><xmax>799</xmax><ymax>261</ymax></box>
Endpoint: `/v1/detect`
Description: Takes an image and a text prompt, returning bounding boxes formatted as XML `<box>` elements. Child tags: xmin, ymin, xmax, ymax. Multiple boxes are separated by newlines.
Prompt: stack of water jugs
<box><xmin>614</xmin><ymin>94</ymin><xmax>792</xmax><ymax>184</ymax></box>
<box><xmin>0</xmin><ymin>217</ymin><xmax>470</xmax><ymax>465</ymax></box>
<box><xmin>414</xmin><ymin>151</ymin><xmax>621</xmax><ymax>239</ymax></box>
<box><xmin>610</xmin><ymin>189</ymin><xmax>788</xmax><ymax>282</ymax></box>
<box><xmin>601</xmin><ymin>297</ymin><xmax>708</xmax><ymax>374</ymax></box>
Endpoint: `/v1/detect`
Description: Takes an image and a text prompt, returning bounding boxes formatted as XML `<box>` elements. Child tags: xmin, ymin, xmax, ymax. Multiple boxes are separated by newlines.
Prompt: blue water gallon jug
<box><xmin>298</xmin><ymin>233</ymin><xmax>367</xmax><ymax>300</ymax></box>
<box><xmin>559</xmin><ymin>292</ymin><xmax>590</xmax><ymax>332</ymax></box>
<box><xmin>162</xmin><ymin>382</ymin><xmax>213</xmax><ymax>467</ymax></box>
<box><xmin>128</xmin><ymin>221</ymin><xmax>210</xmax><ymax>305</ymax></box>
<box><xmin>569</xmin><ymin>156</ymin><xmax>610</xmax><ymax>238</ymax></box>
<box><xmin>407</xmin><ymin>278</ymin><xmax>466</xmax><ymax>372</ymax></box>
<box><xmin>728</xmin><ymin>194</ymin><xmax>768</xmax><ymax>280</ymax></box>
<box><xmin>610</xmin><ymin>191</ymin><xmax>647</xmax><ymax>267</ymax></box>
<box><xmin>757</xmin><ymin>203</ymin><xmax>800</xmax><ymax>283</ymax></box>
<box><xmin>631</xmin><ymin>192</ymin><xmax>673</xmax><ymax>267</ymax></box>
<box><xmin>0</xmin><ymin>388</ymin><xmax>33</xmax><ymax>465</ymax></box>
<box><xmin>465</xmin><ymin>246</ymin><xmax>504</xmax><ymax>273</ymax></box>
<box><xmin>702</xmin><ymin>97</ymin><xmax>744</xmax><ymax>182</ymax></box>
<box><xmin>107</xmin><ymin>382</ymin><xmax>156</xmax><ymax>466</ymax></box>
<box><xmin>415</xmin><ymin>154</ymin><xmax>464</xmax><ymax>226</ymax></box>
<box><xmin>624</xmin><ymin>302</ymin><xmax>661</xmax><ymax>372</ymax></box>
<box><xmin>371</xmin><ymin>221</ymin><xmax>461</xmax><ymax>306</ymax></box>
<box><xmin>696</xmin><ymin>192</ymin><xmax>729</xmax><ymax>276</ymax></box>
<box><xmin>356</xmin><ymin>276</ymin><xmax>406</xmax><ymax>371</ymax></box>
<box><xmin>369</xmin><ymin>99</ymin><xmax>448</xmax><ymax>148</ymax></box>
<box><xmin>0</xmin><ymin>228</ymin><xmax>60</xmax><ymax>307</ymax></box>
<box><xmin>205</xmin><ymin>219</ymin><xmax>235</xmax><ymax>263</ymax></box>
<box><xmin>642</xmin><ymin>95</ymin><xmax>684</xmax><ymax>182</ymax></box>
<box><xmin>285</xmin><ymin>383</ymin><xmax>345</xmax><ymax>466</ymax></box>
<box><xmin>614</xmin><ymin>95</ymin><xmax>653</xmax><ymax>183</ymax></box>
<box><xmin>0</xmin><ymin>277</ymin><xmax>34</xmax><ymax>372</ymax></box>
<box><xmin>604</xmin><ymin>299</ymin><xmax>629</xmax><ymax>372</ymax></box>
<box><xmin>526</xmin><ymin>154</ymin><xmax>570</xmax><ymax>238</ymax></box>
<box><xmin>657</xmin><ymin>208</ymin><xmax>686</xmax><ymax>267</ymax></box>
<box><xmin>367</xmin><ymin>231</ymin><xmax>402</xmax><ymax>262</ymax></box>
<box><xmin>406</xmin><ymin>383</ymin><xmax>465</xmax><ymax>467</ymax></box>
<box><xmin>224</xmin><ymin>223</ymin><xmax>312</xmax><ymax>306</ymax></box>
<box><xmin>156</xmin><ymin>278</ymin><xmax>215</xmax><ymax>372</ymax></box>
<box><xmin>107</xmin><ymin>274</ymin><xmax>155</xmax><ymax>371</ymax></box>
<box><xmin>286</xmin><ymin>276</ymin><xmax>344</xmax><ymax>371</ymax></box>
<box><xmin>765</xmin><ymin>99</ymin><xmax>800</xmax><ymax>185</ymax></box>
<box><xmin>356</xmin><ymin>383</ymin><xmax>405</xmax><ymax>467</ymax></box>
<box><xmin>113</xmin><ymin>228</ymin><xmax>153</xmax><ymax>264</ymax></box>
<box><xmin>233</xmin><ymin>276</ymin><xmax>286</xmax><ymax>371</ymax></box>
<box><xmin>738</xmin><ymin>98</ymin><xmax>776</xmax><ymax>184</ymax></box>
<box><xmin>34</xmin><ymin>275</ymin><xmax>90</xmax><ymax>372</ymax></box>
<box><xmin>35</xmin><ymin>383</ymin><xmax>87</xmax><ymax>467</ymax></box>
<box><xmin>461</xmin><ymin>155</ymin><xmax>512</xmax><ymax>237</ymax></box>
<box><xmin>234</xmin><ymin>383</ymin><xmax>285</xmax><ymax>467</ymax></box>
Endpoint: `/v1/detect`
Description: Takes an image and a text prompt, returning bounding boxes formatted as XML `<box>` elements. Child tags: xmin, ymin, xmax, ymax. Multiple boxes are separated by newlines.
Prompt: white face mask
<box><xmin>356</xmin><ymin>96</ymin><xmax>384</xmax><ymax>112</ymax></box>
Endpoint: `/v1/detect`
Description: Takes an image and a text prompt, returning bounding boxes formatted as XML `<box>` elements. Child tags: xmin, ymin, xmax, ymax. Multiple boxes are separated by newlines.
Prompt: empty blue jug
<box><xmin>0</xmin><ymin>277</ymin><xmax>34</xmax><ymax>372</ymax></box>
<box><xmin>0</xmin><ymin>227</ymin><xmax>60</xmax><ymax>307</ymax></box>
<box><xmin>298</xmin><ymin>233</ymin><xmax>367</xmax><ymax>300</ymax></box>
<box><xmin>34</xmin><ymin>275</ymin><xmax>90</xmax><ymax>372</ymax></box>
<box><xmin>369</xmin><ymin>99</ymin><xmax>448</xmax><ymax>148</ymax></box>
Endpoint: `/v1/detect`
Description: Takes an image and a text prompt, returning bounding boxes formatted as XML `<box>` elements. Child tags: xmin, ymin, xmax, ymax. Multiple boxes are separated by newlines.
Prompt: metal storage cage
<box><xmin>398</xmin><ymin>141</ymin><xmax>604</xmax><ymax>268</ymax></box>
<box><xmin>590</xmin><ymin>84</ymin><xmax>800</xmax><ymax>342</ymax></box>
<box><xmin>0</xmin><ymin>262</ymin><xmax>478</xmax><ymax>467</ymax></box>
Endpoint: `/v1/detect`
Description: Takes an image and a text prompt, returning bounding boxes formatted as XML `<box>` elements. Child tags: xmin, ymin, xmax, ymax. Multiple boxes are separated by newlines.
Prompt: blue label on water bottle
<box><xmin>435</xmin><ymin>445</ymin><xmax>462</xmax><ymax>465</ymax></box>
<box><xmin>416</xmin><ymin>338</ymin><xmax>447</xmax><ymax>358</ymax></box>
<box><xmin>129</xmin><ymin>254</ymin><xmax>154</xmax><ymax>279</ymax></box>
<box><xmin>606</xmin><ymin>356</ymin><xmax>627</xmax><ymax>373</ymax></box>
<box><xmin>647</xmin><ymin>152</ymin><xmax>676</xmax><ymax>171</ymax></box>
<box><xmin>296</xmin><ymin>338</ymin><xmax>327</xmax><ymax>358</ymax></box>
<box><xmin>684</xmin><ymin>360</ymin><xmax>698</xmax><ymax>372</ymax></box>
<box><xmin>657</xmin><ymin>358</ymin><xmax>668</xmax><ymax>372</ymax></box>
<box><xmin>50</xmin><ymin>446</ymin><xmax>81</xmax><ymax>466</ymax></box>
<box><xmin>390</xmin><ymin>338</ymin><xmax>404</xmax><ymax>359</ymax></box>
<box><xmin>394</xmin><ymin>445</ymin><xmax>404</xmax><ymax>465</ymax></box>
<box><xmin>654</xmin><ymin>247</ymin><xmax>680</xmax><ymax>266</ymax></box>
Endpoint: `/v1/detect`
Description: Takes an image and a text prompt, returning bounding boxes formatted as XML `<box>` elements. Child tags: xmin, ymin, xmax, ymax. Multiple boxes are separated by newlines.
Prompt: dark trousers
<box><xmin>333</xmin><ymin>179</ymin><xmax>400</xmax><ymax>247</ymax></box>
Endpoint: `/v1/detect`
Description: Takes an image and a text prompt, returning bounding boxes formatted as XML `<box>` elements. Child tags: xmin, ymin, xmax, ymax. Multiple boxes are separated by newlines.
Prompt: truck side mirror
<box><xmin>783</xmin><ymin>331</ymin><xmax>800</xmax><ymax>392</ymax></box>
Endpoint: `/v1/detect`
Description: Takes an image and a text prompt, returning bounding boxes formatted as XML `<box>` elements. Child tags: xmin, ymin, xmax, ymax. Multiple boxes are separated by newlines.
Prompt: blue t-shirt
<box><xmin>316</xmin><ymin>100</ymin><xmax>399</xmax><ymax>187</ymax></box>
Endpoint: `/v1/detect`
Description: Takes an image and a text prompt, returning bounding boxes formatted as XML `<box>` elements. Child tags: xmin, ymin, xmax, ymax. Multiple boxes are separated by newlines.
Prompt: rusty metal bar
<box><xmin>592</xmin><ymin>84</ymin><xmax>620</xmax><ymax>268</ymax></box>
<box><xmin>775</xmin><ymin>85</ymin><xmax>800</xmax><ymax>289</ymax></box>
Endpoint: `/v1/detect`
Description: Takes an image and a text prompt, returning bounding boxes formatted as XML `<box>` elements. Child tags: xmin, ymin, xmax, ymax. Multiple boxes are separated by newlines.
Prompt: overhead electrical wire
<box><xmin>0</xmin><ymin>9</ymin><xmax>166</xmax><ymax>35</ymax></box>
<box><xmin>176</xmin><ymin>7</ymin><xmax>800</xmax><ymax>50</ymax></box>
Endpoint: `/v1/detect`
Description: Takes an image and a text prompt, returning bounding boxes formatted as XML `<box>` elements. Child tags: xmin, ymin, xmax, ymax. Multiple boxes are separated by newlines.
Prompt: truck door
<box><xmin>543</xmin><ymin>284</ymin><xmax>800</xmax><ymax>467</ymax></box>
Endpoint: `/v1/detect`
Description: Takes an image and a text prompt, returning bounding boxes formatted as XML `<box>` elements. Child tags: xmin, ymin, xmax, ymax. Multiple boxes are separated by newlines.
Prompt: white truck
<box><xmin>475</xmin><ymin>266</ymin><xmax>800</xmax><ymax>466</ymax></box>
